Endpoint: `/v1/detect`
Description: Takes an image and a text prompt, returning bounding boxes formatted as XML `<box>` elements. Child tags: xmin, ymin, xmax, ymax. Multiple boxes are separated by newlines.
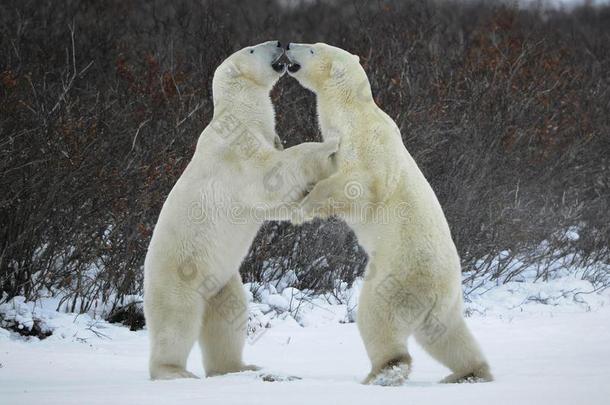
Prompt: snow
<box><xmin>264</xmin><ymin>294</ymin><xmax>291</xmax><ymax>312</ymax></box>
<box><xmin>1</xmin><ymin>304</ymin><xmax>610</xmax><ymax>404</ymax></box>
<box><xmin>1</xmin><ymin>268</ymin><xmax>610</xmax><ymax>404</ymax></box>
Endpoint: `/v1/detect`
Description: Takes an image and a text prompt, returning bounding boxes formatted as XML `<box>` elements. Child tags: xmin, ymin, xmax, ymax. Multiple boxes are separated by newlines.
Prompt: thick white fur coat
<box><xmin>287</xmin><ymin>42</ymin><xmax>492</xmax><ymax>384</ymax></box>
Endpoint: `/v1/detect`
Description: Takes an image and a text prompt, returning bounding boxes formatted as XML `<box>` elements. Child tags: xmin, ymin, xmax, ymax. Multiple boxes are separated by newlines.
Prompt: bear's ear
<box><xmin>225</xmin><ymin>61</ymin><xmax>241</xmax><ymax>78</ymax></box>
<box><xmin>352</xmin><ymin>54</ymin><xmax>360</xmax><ymax>64</ymax></box>
<box><xmin>330</xmin><ymin>60</ymin><xmax>347</xmax><ymax>79</ymax></box>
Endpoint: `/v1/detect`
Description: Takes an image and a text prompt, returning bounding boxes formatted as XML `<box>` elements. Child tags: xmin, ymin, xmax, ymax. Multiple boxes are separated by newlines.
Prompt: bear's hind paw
<box><xmin>440</xmin><ymin>365</ymin><xmax>493</xmax><ymax>384</ymax></box>
<box><xmin>150</xmin><ymin>366</ymin><xmax>199</xmax><ymax>380</ymax></box>
<box><xmin>206</xmin><ymin>363</ymin><xmax>261</xmax><ymax>377</ymax></box>
<box><xmin>364</xmin><ymin>363</ymin><xmax>411</xmax><ymax>386</ymax></box>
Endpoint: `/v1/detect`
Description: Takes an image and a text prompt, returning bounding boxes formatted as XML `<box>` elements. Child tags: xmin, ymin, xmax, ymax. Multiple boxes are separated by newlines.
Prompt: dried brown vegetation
<box><xmin>0</xmin><ymin>0</ymin><xmax>608</xmax><ymax>311</ymax></box>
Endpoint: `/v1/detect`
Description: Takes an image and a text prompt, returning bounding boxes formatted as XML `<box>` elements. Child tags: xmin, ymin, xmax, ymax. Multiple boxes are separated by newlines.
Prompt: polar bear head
<box><xmin>212</xmin><ymin>40</ymin><xmax>286</xmax><ymax>105</ymax></box>
<box><xmin>285</xmin><ymin>42</ymin><xmax>372</xmax><ymax>102</ymax></box>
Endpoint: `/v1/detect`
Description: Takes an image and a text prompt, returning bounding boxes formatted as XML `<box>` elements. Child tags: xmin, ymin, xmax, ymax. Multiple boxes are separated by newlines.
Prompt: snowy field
<box><xmin>1</xmin><ymin>271</ymin><xmax>610</xmax><ymax>405</ymax></box>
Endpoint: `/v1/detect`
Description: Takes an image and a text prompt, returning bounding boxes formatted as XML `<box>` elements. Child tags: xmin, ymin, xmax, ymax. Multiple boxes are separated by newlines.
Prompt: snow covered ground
<box><xmin>1</xmin><ymin>271</ymin><xmax>609</xmax><ymax>405</ymax></box>
<box><xmin>1</xmin><ymin>306</ymin><xmax>610</xmax><ymax>404</ymax></box>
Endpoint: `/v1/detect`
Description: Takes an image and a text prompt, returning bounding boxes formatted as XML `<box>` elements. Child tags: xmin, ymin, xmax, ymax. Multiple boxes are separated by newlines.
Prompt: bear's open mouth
<box><xmin>271</xmin><ymin>60</ymin><xmax>285</xmax><ymax>72</ymax></box>
<box><xmin>271</xmin><ymin>54</ymin><xmax>286</xmax><ymax>73</ymax></box>
<box><xmin>285</xmin><ymin>54</ymin><xmax>301</xmax><ymax>73</ymax></box>
<box><xmin>287</xmin><ymin>63</ymin><xmax>301</xmax><ymax>73</ymax></box>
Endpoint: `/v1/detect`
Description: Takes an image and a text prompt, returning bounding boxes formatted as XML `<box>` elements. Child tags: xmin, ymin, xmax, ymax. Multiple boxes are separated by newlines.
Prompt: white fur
<box><xmin>144</xmin><ymin>41</ymin><xmax>338</xmax><ymax>380</ymax></box>
<box><xmin>287</xmin><ymin>42</ymin><xmax>492</xmax><ymax>385</ymax></box>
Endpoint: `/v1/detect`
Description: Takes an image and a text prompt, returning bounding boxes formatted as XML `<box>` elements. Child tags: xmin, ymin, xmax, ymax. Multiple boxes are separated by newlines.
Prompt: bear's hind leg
<box><xmin>415</xmin><ymin>312</ymin><xmax>493</xmax><ymax>383</ymax></box>
<box><xmin>146</xmin><ymin>287</ymin><xmax>204</xmax><ymax>380</ymax></box>
<box><xmin>357</xmin><ymin>279</ymin><xmax>413</xmax><ymax>386</ymax></box>
<box><xmin>199</xmin><ymin>274</ymin><xmax>259</xmax><ymax>377</ymax></box>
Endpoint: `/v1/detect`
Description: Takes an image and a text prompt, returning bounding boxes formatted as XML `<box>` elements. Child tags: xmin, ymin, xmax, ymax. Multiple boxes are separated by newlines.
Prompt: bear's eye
<box><xmin>249</xmin><ymin>49</ymin><xmax>255</xmax><ymax>54</ymax></box>
<box><xmin>310</xmin><ymin>49</ymin><xmax>314</xmax><ymax>55</ymax></box>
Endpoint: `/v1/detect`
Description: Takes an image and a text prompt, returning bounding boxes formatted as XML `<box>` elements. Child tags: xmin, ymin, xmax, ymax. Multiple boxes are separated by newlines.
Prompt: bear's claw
<box><xmin>440</xmin><ymin>364</ymin><xmax>493</xmax><ymax>383</ymax></box>
<box><xmin>364</xmin><ymin>363</ymin><xmax>411</xmax><ymax>386</ymax></box>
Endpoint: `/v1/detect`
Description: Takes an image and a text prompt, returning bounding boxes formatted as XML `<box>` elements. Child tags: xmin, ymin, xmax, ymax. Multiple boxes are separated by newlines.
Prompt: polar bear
<box><xmin>143</xmin><ymin>41</ymin><xmax>338</xmax><ymax>380</ymax></box>
<box><xmin>286</xmin><ymin>42</ymin><xmax>492</xmax><ymax>384</ymax></box>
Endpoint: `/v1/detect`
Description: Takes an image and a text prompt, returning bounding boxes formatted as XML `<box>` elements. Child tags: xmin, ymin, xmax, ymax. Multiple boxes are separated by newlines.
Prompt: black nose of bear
<box><xmin>277</xmin><ymin>41</ymin><xmax>282</xmax><ymax>48</ymax></box>
<box><xmin>286</xmin><ymin>43</ymin><xmax>291</xmax><ymax>50</ymax></box>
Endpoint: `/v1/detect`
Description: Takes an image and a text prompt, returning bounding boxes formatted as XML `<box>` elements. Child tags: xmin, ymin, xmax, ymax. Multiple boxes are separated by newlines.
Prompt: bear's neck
<box><xmin>213</xmin><ymin>87</ymin><xmax>277</xmax><ymax>138</ymax></box>
<box><xmin>316</xmin><ymin>92</ymin><xmax>372</xmax><ymax>139</ymax></box>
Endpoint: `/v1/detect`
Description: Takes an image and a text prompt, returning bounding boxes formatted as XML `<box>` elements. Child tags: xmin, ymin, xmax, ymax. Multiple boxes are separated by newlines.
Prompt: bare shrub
<box><xmin>0</xmin><ymin>0</ymin><xmax>608</xmax><ymax>312</ymax></box>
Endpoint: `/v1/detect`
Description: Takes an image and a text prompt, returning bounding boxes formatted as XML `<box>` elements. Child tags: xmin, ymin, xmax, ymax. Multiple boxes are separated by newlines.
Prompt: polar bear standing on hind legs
<box><xmin>144</xmin><ymin>41</ymin><xmax>338</xmax><ymax>380</ymax></box>
<box><xmin>286</xmin><ymin>42</ymin><xmax>492</xmax><ymax>385</ymax></box>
